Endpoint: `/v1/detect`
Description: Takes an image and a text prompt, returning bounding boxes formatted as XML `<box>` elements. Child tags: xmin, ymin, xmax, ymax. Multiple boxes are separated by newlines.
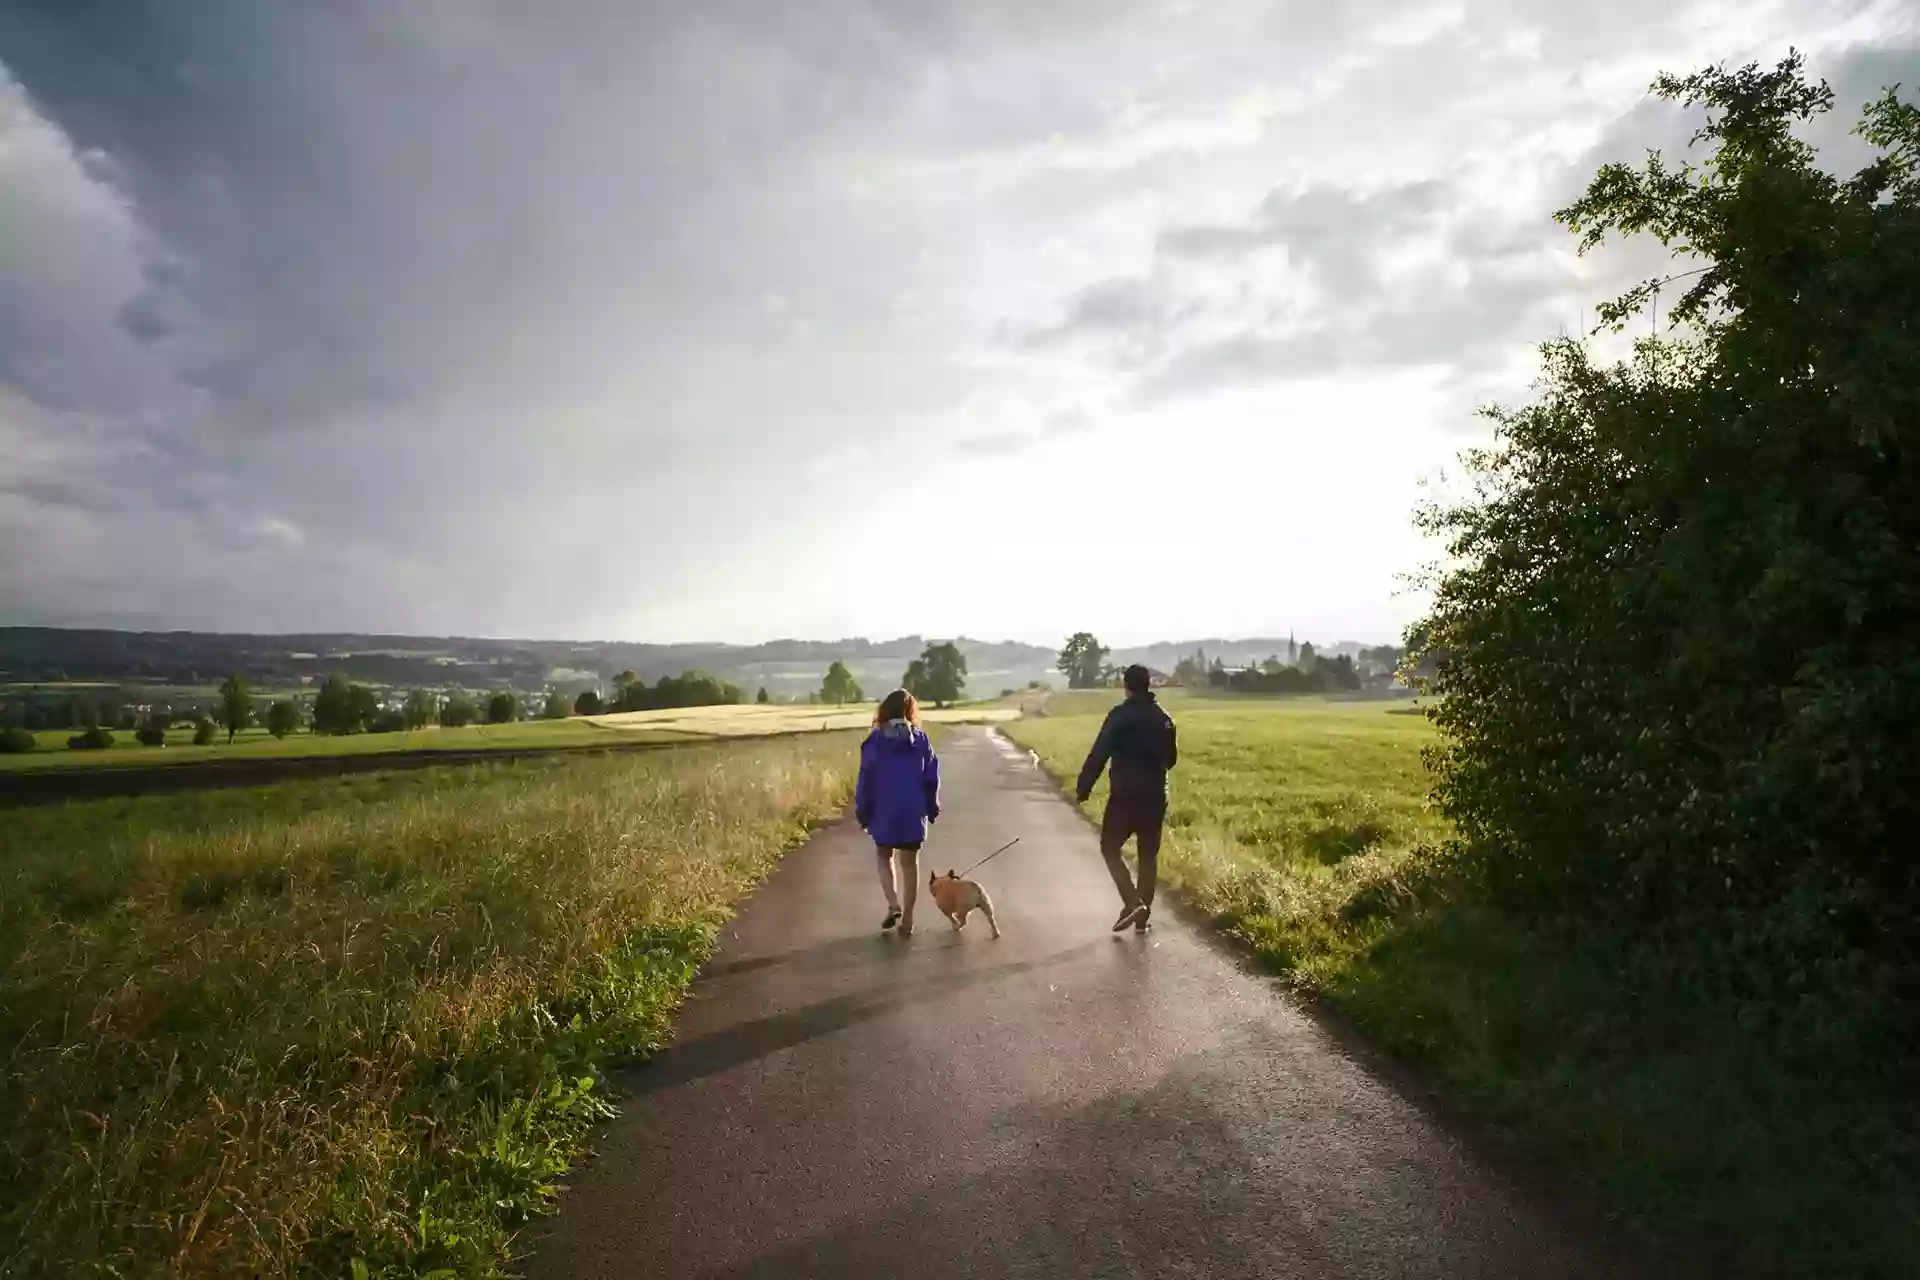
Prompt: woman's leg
<box><xmin>876</xmin><ymin>849</ymin><xmax>901</xmax><ymax>916</ymax></box>
<box><xmin>897</xmin><ymin>846</ymin><xmax>919</xmax><ymax>935</ymax></box>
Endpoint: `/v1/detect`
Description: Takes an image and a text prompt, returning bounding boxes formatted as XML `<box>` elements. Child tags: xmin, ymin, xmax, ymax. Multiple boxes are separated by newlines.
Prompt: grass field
<box><xmin>0</xmin><ymin>734</ymin><xmax>859</xmax><ymax>1278</ymax></box>
<box><xmin>1007</xmin><ymin>693</ymin><xmax>1918</xmax><ymax>1278</ymax></box>
<box><xmin>0</xmin><ymin>702</ymin><xmax>1019</xmax><ymax>773</ymax></box>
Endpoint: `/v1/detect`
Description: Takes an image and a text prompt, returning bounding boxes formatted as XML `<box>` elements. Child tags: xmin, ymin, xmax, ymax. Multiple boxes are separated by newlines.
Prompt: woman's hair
<box><xmin>875</xmin><ymin>687</ymin><xmax>918</xmax><ymax>725</ymax></box>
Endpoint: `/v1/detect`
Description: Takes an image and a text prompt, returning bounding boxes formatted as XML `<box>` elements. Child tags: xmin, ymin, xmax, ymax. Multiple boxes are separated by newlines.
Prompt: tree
<box><xmin>217</xmin><ymin>673</ymin><xmax>252</xmax><ymax>745</ymax></box>
<box><xmin>348</xmin><ymin>684</ymin><xmax>379</xmax><ymax>731</ymax></box>
<box><xmin>1412</xmin><ymin>55</ymin><xmax>1920</xmax><ymax>955</ymax></box>
<box><xmin>820</xmin><ymin>661</ymin><xmax>862</xmax><ymax>706</ymax></box>
<box><xmin>136</xmin><ymin>714</ymin><xmax>167</xmax><ymax>747</ymax></box>
<box><xmin>404</xmin><ymin>689</ymin><xmax>436</xmax><ymax>730</ymax></box>
<box><xmin>918</xmin><ymin>641</ymin><xmax>967</xmax><ymax>707</ymax></box>
<box><xmin>901</xmin><ymin>658</ymin><xmax>929</xmax><ymax>700</ymax></box>
<box><xmin>574</xmin><ymin>689</ymin><xmax>603</xmax><ymax>716</ymax></box>
<box><xmin>267</xmin><ymin>700</ymin><xmax>300</xmax><ymax>739</ymax></box>
<box><xmin>192</xmin><ymin>719</ymin><xmax>217</xmax><ymax>745</ymax></box>
<box><xmin>310</xmin><ymin>674</ymin><xmax>364</xmax><ymax>735</ymax></box>
<box><xmin>440</xmin><ymin>694</ymin><xmax>478</xmax><ymax>728</ymax></box>
<box><xmin>1056</xmin><ymin>632</ymin><xmax>1109</xmax><ymax>689</ymax></box>
<box><xmin>543</xmin><ymin>690</ymin><xmax>571</xmax><ymax>720</ymax></box>
<box><xmin>0</xmin><ymin>726</ymin><xmax>34</xmax><ymax>753</ymax></box>
<box><xmin>756</xmin><ymin>686</ymin><xmax>769</xmax><ymax>705</ymax></box>
<box><xmin>486</xmin><ymin>691</ymin><xmax>518</xmax><ymax>724</ymax></box>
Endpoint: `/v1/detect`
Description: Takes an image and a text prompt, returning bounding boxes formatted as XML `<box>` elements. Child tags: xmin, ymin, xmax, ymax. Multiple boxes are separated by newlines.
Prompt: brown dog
<box><xmin>928</xmin><ymin>870</ymin><xmax>1000</xmax><ymax>939</ymax></box>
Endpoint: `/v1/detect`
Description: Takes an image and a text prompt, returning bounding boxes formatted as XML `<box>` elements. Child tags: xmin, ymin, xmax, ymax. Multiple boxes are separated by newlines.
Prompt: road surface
<box><xmin>526</xmin><ymin>726</ymin><xmax>1651</xmax><ymax>1279</ymax></box>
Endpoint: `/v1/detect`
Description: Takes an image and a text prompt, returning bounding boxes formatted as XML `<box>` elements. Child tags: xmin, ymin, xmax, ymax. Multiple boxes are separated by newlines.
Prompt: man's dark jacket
<box><xmin>1076</xmin><ymin>691</ymin><xmax>1178</xmax><ymax>803</ymax></box>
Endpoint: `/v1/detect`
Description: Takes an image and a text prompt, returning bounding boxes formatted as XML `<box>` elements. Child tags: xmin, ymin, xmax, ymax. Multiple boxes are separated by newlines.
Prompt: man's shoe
<box><xmin>1134</xmin><ymin>906</ymin><xmax>1152</xmax><ymax>932</ymax></box>
<box><xmin>882</xmin><ymin>909</ymin><xmax>901</xmax><ymax>932</ymax></box>
<box><xmin>1112</xmin><ymin>904</ymin><xmax>1144</xmax><ymax>932</ymax></box>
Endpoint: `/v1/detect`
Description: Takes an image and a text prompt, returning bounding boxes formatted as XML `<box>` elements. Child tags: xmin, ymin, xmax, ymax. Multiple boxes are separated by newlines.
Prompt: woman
<box><xmin>854</xmin><ymin>688</ymin><xmax>942</xmax><ymax>935</ymax></box>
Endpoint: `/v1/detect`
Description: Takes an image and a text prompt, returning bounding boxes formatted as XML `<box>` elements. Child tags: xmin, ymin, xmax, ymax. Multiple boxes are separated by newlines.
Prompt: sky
<box><xmin>1</xmin><ymin>2</ymin><xmax>1914</xmax><ymax>647</ymax></box>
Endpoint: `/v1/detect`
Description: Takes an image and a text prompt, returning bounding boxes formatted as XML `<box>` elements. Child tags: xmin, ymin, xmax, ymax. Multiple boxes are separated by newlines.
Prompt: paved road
<box><xmin>527</xmin><ymin>726</ymin><xmax>1650</xmax><ymax>1279</ymax></box>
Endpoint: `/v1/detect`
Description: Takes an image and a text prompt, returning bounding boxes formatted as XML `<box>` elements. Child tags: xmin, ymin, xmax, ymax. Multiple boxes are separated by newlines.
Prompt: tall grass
<box><xmin>0</xmin><ymin>735</ymin><xmax>857</xmax><ymax>1277</ymax></box>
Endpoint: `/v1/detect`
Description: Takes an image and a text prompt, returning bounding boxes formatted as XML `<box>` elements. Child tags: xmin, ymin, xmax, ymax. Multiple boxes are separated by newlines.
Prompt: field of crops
<box><xmin>0</xmin><ymin>701</ymin><xmax>1019</xmax><ymax>773</ymax></box>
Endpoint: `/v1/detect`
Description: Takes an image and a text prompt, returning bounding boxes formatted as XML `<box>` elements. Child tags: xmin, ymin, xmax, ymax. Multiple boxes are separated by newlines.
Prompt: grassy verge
<box><xmin>0</xmin><ymin>734</ymin><xmax>858</xmax><ymax>1277</ymax></box>
<box><xmin>1007</xmin><ymin>695</ymin><xmax>1918</xmax><ymax>1278</ymax></box>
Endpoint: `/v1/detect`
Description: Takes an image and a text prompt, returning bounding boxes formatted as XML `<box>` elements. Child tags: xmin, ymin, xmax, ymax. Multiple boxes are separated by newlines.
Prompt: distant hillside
<box><xmin>0</xmin><ymin>627</ymin><xmax>1401</xmax><ymax>705</ymax></box>
<box><xmin>0</xmin><ymin>628</ymin><xmax>1058</xmax><ymax>701</ymax></box>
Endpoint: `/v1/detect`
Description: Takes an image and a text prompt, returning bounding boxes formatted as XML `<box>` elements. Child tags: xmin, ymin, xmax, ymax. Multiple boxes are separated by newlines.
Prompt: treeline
<box><xmin>604</xmin><ymin>669</ymin><xmax>742</xmax><ymax>712</ymax></box>
<box><xmin>814</xmin><ymin>642</ymin><xmax>968</xmax><ymax>707</ymax></box>
<box><xmin>1055</xmin><ymin>631</ymin><xmax>1400</xmax><ymax>693</ymax></box>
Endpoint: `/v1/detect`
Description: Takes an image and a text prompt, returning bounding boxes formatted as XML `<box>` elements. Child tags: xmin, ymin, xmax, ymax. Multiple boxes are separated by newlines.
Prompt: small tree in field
<box><xmin>543</xmin><ymin>691</ymin><xmax>570</xmax><ymax>720</ymax></box>
<box><xmin>820</xmin><ymin>662</ymin><xmax>862</xmax><ymax>706</ymax></box>
<box><xmin>756</xmin><ymin>686</ymin><xmax>769</xmax><ymax>704</ymax></box>
<box><xmin>192</xmin><ymin>718</ymin><xmax>217</xmax><ymax>746</ymax></box>
<box><xmin>901</xmin><ymin>658</ymin><xmax>929</xmax><ymax>701</ymax></box>
<box><xmin>218</xmin><ymin>674</ymin><xmax>251</xmax><ymax>745</ymax></box>
<box><xmin>1056</xmin><ymin>633</ymin><xmax>1108</xmax><ymax>689</ymax></box>
<box><xmin>404</xmin><ymin>689</ymin><xmax>436</xmax><ymax>730</ymax></box>
<box><xmin>267</xmin><ymin>700</ymin><xmax>300</xmax><ymax>739</ymax></box>
<box><xmin>486</xmin><ymin>692</ymin><xmax>518</xmax><ymax>724</ymax></box>
<box><xmin>574</xmin><ymin>689</ymin><xmax>602</xmax><ymax>716</ymax></box>
<box><xmin>310</xmin><ymin>675</ymin><xmax>362</xmax><ymax>735</ymax></box>
<box><xmin>918</xmin><ymin>642</ymin><xmax>967</xmax><ymax>707</ymax></box>
<box><xmin>440</xmin><ymin>695</ymin><xmax>478</xmax><ymax>728</ymax></box>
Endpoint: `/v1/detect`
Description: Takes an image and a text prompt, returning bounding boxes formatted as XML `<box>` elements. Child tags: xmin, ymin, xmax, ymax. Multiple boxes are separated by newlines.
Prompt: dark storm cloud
<box><xmin>1</xmin><ymin>0</ymin><xmax>1913</xmax><ymax>635</ymax></box>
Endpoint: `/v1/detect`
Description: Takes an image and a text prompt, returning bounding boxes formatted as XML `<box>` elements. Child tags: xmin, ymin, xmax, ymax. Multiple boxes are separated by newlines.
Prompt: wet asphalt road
<box><xmin>525</xmin><ymin>726</ymin><xmax>1647</xmax><ymax>1279</ymax></box>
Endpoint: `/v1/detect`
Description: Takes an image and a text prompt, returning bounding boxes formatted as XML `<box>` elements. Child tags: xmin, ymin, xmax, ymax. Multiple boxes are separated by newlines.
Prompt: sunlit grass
<box><xmin>0</xmin><ymin>734</ymin><xmax>858</xmax><ymax>1277</ymax></box>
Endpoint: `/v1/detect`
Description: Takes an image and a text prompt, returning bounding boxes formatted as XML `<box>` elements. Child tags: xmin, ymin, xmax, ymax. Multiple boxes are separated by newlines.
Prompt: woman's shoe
<box><xmin>1134</xmin><ymin>906</ymin><xmax>1152</xmax><ymax>932</ymax></box>
<box><xmin>1111</xmin><ymin>904</ymin><xmax>1144</xmax><ymax>932</ymax></box>
<box><xmin>882</xmin><ymin>909</ymin><xmax>901</xmax><ymax>932</ymax></box>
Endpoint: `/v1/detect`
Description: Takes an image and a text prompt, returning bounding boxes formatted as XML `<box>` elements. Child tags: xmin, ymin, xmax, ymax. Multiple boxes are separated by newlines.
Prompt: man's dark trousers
<box><xmin>1101</xmin><ymin>791</ymin><xmax>1164</xmax><ymax>911</ymax></box>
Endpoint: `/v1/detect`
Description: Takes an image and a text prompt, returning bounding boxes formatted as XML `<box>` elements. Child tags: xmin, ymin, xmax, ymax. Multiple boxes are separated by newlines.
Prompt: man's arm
<box><xmin>1164</xmin><ymin>714</ymin><xmax>1178</xmax><ymax>771</ymax></box>
<box><xmin>1075</xmin><ymin>707</ymin><xmax>1120</xmax><ymax>802</ymax></box>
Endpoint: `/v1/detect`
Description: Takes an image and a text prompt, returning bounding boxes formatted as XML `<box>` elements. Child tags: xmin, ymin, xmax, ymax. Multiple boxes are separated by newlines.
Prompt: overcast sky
<box><xmin>1</xmin><ymin>2</ymin><xmax>1913</xmax><ymax>646</ymax></box>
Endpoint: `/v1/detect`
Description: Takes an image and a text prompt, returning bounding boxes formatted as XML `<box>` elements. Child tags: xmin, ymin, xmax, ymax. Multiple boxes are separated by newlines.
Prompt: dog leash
<box><xmin>954</xmin><ymin>837</ymin><xmax>1021</xmax><ymax>879</ymax></box>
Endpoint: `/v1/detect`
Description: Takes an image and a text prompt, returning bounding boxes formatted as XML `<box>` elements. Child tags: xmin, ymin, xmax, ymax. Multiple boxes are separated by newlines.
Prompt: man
<box><xmin>1075</xmin><ymin>664</ymin><xmax>1178</xmax><ymax>932</ymax></box>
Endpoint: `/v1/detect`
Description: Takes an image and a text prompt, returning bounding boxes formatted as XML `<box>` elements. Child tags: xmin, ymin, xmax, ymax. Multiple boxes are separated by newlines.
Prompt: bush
<box><xmin>67</xmin><ymin>727</ymin><xmax>114</xmax><ymax>751</ymax></box>
<box><xmin>266</xmin><ymin>700</ymin><xmax>300</xmax><ymax>739</ymax></box>
<box><xmin>192</xmin><ymin>720</ymin><xmax>218</xmax><ymax>746</ymax></box>
<box><xmin>1413</xmin><ymin>58</ymin><xmax>1920</xmax><ymax>956</ymax></box>
<box><xmin>135</xmin><ymin>726</ymin><xmax>167</xmax><ymax>747</ymax></box>
<box><xmin>485</xmin><ymin>692</ymin><xmax>517</xmax><ymax>724</ymax></box>
<box><xmin>0</xmin><ymin>727</ymin><xmax>35</xmax><ymax>753</ymax></box>
<box><xmin>440</xmin><ymin>696</ymin><xmax>478</xmax><ymax>728</ymax></box>
<box><xmin>368</xmin><ymin>710</ymin><xmax>408</xmax><ymax>734</ymax></box>
<box><xmin>573</xmin><ymin>690</ymin><xmax>602</xmax><ymax>716</ymax></box>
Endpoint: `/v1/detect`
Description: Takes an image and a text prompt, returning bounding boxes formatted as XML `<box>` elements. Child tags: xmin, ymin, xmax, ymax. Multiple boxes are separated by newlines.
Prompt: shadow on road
<box><xmin>623</xmin><ymin>939</ymin><xmax>1106</xmax><ymax>1098</ymax></box>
